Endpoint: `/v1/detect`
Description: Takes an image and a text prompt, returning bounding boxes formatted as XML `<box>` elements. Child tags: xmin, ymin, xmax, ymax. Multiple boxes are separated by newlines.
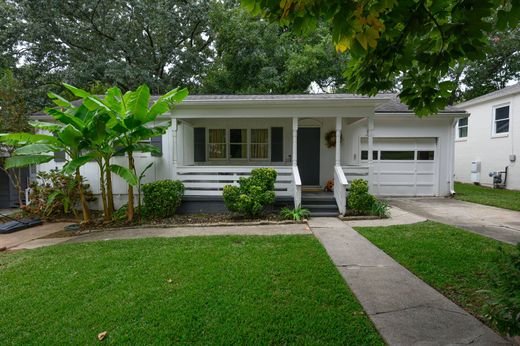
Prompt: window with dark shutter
<box><xmin>194</xmin><ymin>127</ymin><xmax>206</xmax><ymax>162</ymax></box>
<box><xmin>151</xmin><ymin>136</ymin><xmax>162</xmax><ymax>157</ymax></box>
<box><xmin>271</xmin><ymin>127</ymin><xmax>283</xmax><ymax>162</ymax></box>
<box><xmin>54</xmin><ymin>150</ymin><xmax>66</xmax><ymax>162</ymax></box>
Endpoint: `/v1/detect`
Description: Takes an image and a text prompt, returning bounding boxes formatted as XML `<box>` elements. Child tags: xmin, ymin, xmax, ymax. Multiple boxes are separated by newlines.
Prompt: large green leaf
<box><xmin>57</xmin><ymin>124</ymin><xmax>83</xmax><ymax>149</ymax></box>
<box><xmin>4</xmin><ymin>155</ymin><xmax>54</xmax><ymax>169</ymax></box>
<box><xmin>0</xmin><ymin>133</ymin><xmax>60</xmax><ymax>146</ymax></box>
<box><xmin>47</xmin><ymin>92</ymin><xmax>72</xmax><ymax>108</ymax></box>
<box><xmin>109</xmin><ymin>164</ymin><xmax>138</xmax><ymax>186</ymax></box>
<box><xmin>62</xmin><ymin>83</ymin><xmax>91</xmax><ymax>99</ymax></box>
<box><xmin>148</xmin><ymin>88</ymin><xmax>188</xmax><ymax>120</ymax></box>
<box><xmin>46</xmin><ymin>108</ymin><xmax>85</xmax><ymax>130</ymax></box>
<box><xmin>125</xmin><ymin>84</ymin><xmax>151</xmax><ymax>124</ymax></box>
<box><xmin>62</xmin><ymin>153</ymin><xmax>96</xmax><ymax>174</ymax></box>
<box><xmin>131</xmin><ymin>143</ymin><xmax>160</xmax><ymax>154</ymax></box>
<box><xmin>104</xmin><ymin>87</ymin><xmax>124</xmax><ymax>114</ymax></box>
<box><xmin>29</xmin><ymin>121</ymin><xmax>62</xmax><ymax>132</ymax></box>
<box><xmin>14</xmin><ymin>143</ymin><xmax>58</xmax><ymax>156</ymax></box>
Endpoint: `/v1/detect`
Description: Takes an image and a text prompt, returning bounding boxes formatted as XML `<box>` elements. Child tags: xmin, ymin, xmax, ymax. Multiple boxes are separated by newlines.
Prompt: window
<box><xmin>417</xmin><ymin>151</ymin><xmax>434</xmax><ymax>160</ymax></box>
<box><xmin>493</xmin><ymin>105</ymin><xmax>510</xmax><ymax>135</ymax></box>
<box><xmin>457</xmin><ymin>117</ymin><xmax>468</xmax><ymax>138</ymax></box>
<box><xmin>209</xmin><ymin>129</ymin><xmax>227</xmax><ymax>159</ymax></box>
<box><xmin>380</xmin><ymin>151</ymin><xmax>415</xmax><ymax>160</ymax></box>
<box><xmin>251</xmin><ymin>129</ymin><xmax>268</xmax><ymax>159</ymax></box>
<box><xmin>229</xmin><ymin>129</ymin><xmax>247</xmax><ymax>159</ymax></box>
<box><xmin>361</xmin><ymin>150</ymin><xmax>379</xmax><ymax>160</ymax></box>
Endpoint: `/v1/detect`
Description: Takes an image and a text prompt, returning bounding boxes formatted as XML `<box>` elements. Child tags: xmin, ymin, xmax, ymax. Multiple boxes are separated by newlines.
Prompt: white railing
<box><xmin>342</xmin><ymin>165</ymin><xmax>369</xmax><ymax>182</ymax></box>
<box><xmin>292</xmin><ymin>166</ymin><xmax>302</xmax><ymax>208</ymax></box>
<box><xmin>334</xmin><ymin>165</ymin><xmax>348</xmax><ymax>215</ymax></box>
<box><xmin>176</xmin><ymin>165</ymin><xmax>293</xmax><ymax>196</ymax></box>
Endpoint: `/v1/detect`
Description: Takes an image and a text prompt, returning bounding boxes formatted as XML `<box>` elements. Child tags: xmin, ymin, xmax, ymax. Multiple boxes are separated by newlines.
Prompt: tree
<box><xmin>201</xmin><ymin>3</ymin><xmax>347</xmax><ymax>94</ymax></box>
<box><xmin>458</xmin><ymin>28</ymin><xmax>520</xmax><ymax>101</ymax></box>
<box><xmin>242</xmin><ymin>0</ymin><xmax>520</xmax><ymax>115</ymax></box>
<box><xmin>13</xmin><ymin>0</ymin><xmax>214</xmax><ymax>95</ymax></box>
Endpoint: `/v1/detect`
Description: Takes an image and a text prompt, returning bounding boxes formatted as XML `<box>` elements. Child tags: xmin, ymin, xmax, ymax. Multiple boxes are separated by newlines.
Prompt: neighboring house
<box><xmin>455</xmin><ymin>84</ymin><xmax>519</xmax><ymax>189</ymax></box>
<box><xmin>33</xmin><ymin>94</ymin><xmax>466</xmax><ymax>214</ymax></box>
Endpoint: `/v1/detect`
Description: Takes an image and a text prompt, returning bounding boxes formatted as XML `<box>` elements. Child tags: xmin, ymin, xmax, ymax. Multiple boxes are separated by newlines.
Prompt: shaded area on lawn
<box><xmin>0</xmin><ymin>235</ymin><xmax>383</xmax><ymax>345</ymax></box>
<box><xmin>455</xmin><ymin>182</ymin><xmax>520</xmax><ymax>211</ymax></box>
<box><xmin>356</xmin><ymin>221</ymin><xmax>515</xmax><ymax>333</ymax></box>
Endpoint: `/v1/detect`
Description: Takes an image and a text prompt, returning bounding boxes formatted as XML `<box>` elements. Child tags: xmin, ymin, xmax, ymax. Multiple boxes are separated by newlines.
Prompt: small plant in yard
<box><xmin>223</xmin><ymin>168</ymin><xmax>277</xmax><ymax>217</ymax></box>
<box><xmin>347</xmin><ymin>179</ymin><xmax>389</xmax><ymax>218</ymax></box>
<box><xmin>371</xmin><ymin>200</ymin><xmax>390</xmax><ymax>218</ymax></box>
<box><xmin>280</xmin><ymin>206</ymin><xmax>310</xmax><ymax>221</ymax></box>
<box><xmin>483</xmin><ymin>244</ymin><xmax>520</xmax><ymax>337</ymax></box>
<box><xmin>24</xmin><ymin>169</ymin><xmax>95</xmax><ymax>218</ymax></box>
<box><xmin>142</xmin><ymin>180</ymin><xmax>185</xmax><ymax>219</ymax></box>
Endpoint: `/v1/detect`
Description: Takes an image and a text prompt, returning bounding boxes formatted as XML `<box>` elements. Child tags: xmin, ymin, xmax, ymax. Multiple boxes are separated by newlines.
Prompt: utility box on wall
<box><xmin>471</xmin><ymin>160</ymin><xmax>481</xmax><ymax>183</ymax></box>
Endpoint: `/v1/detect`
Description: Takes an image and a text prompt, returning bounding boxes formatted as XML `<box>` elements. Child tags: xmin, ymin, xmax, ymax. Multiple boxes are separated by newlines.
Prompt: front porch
<box><xmin>168</xmin><ymin>114</ymin><xmax>375</xmax><ymax>215</ymax></box>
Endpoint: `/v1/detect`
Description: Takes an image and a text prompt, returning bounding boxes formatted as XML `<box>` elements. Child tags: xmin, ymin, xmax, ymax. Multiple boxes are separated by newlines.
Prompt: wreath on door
<box><xmin>325</xmin><ymin>130</ymin><xmax>342</xmax><ymax>148</ymax></box>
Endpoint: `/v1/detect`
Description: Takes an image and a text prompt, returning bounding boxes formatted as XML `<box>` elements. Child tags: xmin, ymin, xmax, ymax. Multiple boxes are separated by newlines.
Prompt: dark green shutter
<box><xmin>271</xmin><ymin>127</ymin><xmax>283</xmax><ymax>162</ymax></box>
<box><xmin>54</xmin><ymin>151</ymin><xmax>65</xmax><ymax>162</ymax></box>
<box><xmin>194</xmin><ymin>127</ymin><xmax>206</xmax><ymax>162</ymax></box>
<box><xmin>151</xmin><ymin>136</ymin><xmax>162</xmax><ymax>157</ymax></box>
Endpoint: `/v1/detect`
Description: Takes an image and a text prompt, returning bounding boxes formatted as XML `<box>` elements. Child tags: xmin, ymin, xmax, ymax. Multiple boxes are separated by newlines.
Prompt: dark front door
<box><xmin>297</xmin><ymin>127</ymin><xmax>320</xmax><ymax>185</ymax></box>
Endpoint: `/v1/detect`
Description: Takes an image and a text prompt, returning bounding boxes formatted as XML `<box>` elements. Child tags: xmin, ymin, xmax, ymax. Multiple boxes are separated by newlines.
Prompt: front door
<box><xmin>297</xmin><ymin>127</ymin><xmax>320</xmax><ymax>185</ymax></box>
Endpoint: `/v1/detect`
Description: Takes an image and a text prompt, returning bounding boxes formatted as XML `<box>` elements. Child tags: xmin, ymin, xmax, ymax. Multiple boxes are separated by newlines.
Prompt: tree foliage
<box><xmin>242</xmin><ymin>0</ymin><xmax>520</xmax><ymax>114</ymax></box>
<box><xmin>201</xmin><ymin>2</ymin><xmax>347</xmax><ymax>94</ymax></box>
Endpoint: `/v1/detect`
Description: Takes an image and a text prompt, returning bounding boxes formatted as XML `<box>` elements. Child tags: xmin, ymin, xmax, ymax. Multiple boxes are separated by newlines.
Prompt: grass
<box><xmin>356</xmin><ymin>221</ymin><xmax>515</xmax><ymax>328</ymax></box>
<box><xmin>454</xmin><ymin>181</ymin><xmax>520</xmax><ymax>211</ymax></box>
<box><xmin>0</xmin><ymin>235</ymin><xmax>383</xmax><ymax>345</ymax></box>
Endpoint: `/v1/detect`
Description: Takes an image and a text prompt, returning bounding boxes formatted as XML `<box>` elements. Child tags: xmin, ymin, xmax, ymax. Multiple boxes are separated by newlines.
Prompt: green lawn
<box><xmin>455</xmin><ymin>181</ymin><xmax>520</xmax><ymax>211</ymax></box>
<box><xmin>0</xmin><ymin>235</ymin><xmax>383</xmax><ymax>345</ymax></box>
<box><xmin>356</xmin><ymin>221</ymin><xmax>514</xmax><ymax>328</ymax></box>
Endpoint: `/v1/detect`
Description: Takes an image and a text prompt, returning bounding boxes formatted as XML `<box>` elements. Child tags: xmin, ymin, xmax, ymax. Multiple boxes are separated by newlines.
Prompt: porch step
<box><xmin>301</xmin><ymin>192</ymin><xmax>339</xmax><ymax>217</ymax></box>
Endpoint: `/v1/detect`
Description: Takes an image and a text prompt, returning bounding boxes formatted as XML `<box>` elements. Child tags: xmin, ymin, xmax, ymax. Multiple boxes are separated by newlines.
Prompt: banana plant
<box><xmin>68</xmin><ymin>84</ymin><xmax>188</xmax><ymax>222</ymax></box>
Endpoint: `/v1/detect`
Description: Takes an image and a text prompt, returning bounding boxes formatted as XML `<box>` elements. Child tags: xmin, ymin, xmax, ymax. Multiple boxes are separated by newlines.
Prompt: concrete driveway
<box><xmin>388</xmin><ymin>198</ymin><xmax>520</xmax><ymax>245</ymax></box>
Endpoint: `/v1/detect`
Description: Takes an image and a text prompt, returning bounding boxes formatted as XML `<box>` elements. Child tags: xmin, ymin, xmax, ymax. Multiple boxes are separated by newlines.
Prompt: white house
<box><xmin>34</xmin><ymin>94</ymin><xmax>466</xmax><ymax>215</ymax></box>
<box><xmin>455</xmin><ymin>84</ymin><xmax>519</xmax><ymax>190</ymax></box>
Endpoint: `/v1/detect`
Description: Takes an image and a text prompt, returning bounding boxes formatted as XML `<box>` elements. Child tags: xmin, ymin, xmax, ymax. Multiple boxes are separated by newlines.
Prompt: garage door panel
<box><xmin>361</xmin><ymin>137</ymin><xmax>438</xmax><ymax>197</ymax></box>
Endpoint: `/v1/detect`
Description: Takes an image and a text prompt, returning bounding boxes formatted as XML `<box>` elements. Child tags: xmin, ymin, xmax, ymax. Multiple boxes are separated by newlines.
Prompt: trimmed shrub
<box><xmin>347</xmin><ymin>179</ymin><xmax>376</xmax><ymax>213</ymax></box>
<box><xmin>142</xmin><ymin>180</ymin><xmax>184</xmax><ymax>219</ymax></box>
<box><xmin>223</xmin><ymin>168</ymin><xmax>277</xmax><ymax>217</ymax></box>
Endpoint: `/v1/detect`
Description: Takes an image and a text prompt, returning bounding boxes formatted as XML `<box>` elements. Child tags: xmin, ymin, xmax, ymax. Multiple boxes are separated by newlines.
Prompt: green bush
<box><xmin>223</xmin><ymin>168</ymin><xmax>277</xmax><ymax>217</ymax></box>
<box><xmin>280</xmin><ymin>206</ymin><xmax>310</xmax><ymax>221</ymax></box>
<box><xmin>142</xmin><ymin>180</ymin><xmax>184</xmax><ymax>219</ymax></box>
<box><xmin>371</xmin><ymin>200</ymin><xmax>390</xmax><ymax>218</ymax></box>
<box><xmin>347</xmin><ymin>179</ymin><xmax>376</xmax><ymax>213</ymax></box>
<box><xmin>483</xmin><ymin>244</ymin><xmax>520</xmax><ymax>336</ymax></box>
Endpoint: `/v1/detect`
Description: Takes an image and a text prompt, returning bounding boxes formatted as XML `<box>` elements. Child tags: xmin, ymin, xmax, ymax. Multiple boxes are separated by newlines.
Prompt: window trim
<box><xmin>491</xmin><ymin>103</ymin><xmax>510</xmax><ymax>137</ymax></box>
<box><xmin>206</xmin><ymin>127</ymin><xmax>271</xmax><ymax>161</ymax></box>
<box><xmin>456</xmin><ymin>117</ymin><xmax>468</xmax><ymax>140</ymax></box>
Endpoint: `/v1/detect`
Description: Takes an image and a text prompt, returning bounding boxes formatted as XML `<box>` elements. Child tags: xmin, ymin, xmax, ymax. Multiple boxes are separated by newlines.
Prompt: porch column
<box><xmin>335</xmin><ymin>116</ymin><xmax>342</xmax><ymax>166</ymax></box>
<box><xmin>292</xmin><ymin>117</ymin><xmax>298</xmax><ymax>166</ymax></box>
<box><xmin>367</xmin><ymin>113</ymin><xmax>374</xmax><ymax>193</ymax></box>
<box><xmin>171</xmin><ymin>118</ymin><xmax>178</xmax><ymax>180</ymax></box>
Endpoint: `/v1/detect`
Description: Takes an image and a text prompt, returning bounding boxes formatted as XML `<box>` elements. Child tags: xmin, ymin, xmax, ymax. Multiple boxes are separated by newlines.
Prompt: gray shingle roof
<box><xmin>457</xmin><ymin>83</ymin><xmax>520</xmax><ymax>108</ymax></box>
<box><xmin>33</xmin><ymin>93</ymin><xmax>465</xmax><ymax>116</ymax></box>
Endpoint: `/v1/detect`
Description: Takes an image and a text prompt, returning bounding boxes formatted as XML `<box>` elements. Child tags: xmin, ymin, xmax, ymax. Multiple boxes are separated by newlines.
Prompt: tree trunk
<box><xmin>127</xmin><ymin>152</ymin><xmax>135</xmax><ymax>222</ymax></box>
<box><xmin>75</xmin><ymin>168</ymin><xmax>90</xmax><ymax>223</ymax></box>
<box><xmin>105</xmin><ymin>157</ymin><xmax>115</xmax><ymax>218</ymax></box>
<box><xmin>98</xmin><ymin>160</ymin><xmax>109</xmax><ymax>222</ymax></box>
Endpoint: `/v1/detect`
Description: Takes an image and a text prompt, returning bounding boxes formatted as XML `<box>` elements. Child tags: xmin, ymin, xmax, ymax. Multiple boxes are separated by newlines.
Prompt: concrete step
<box><xmin>310</xmin><ymin>211</ymin><xmax>340</xmax><ymax>217</ymax></box>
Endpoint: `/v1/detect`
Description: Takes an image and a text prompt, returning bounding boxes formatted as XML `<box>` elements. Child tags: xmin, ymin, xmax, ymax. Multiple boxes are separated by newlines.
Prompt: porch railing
<box><xmin>176</xmin><ymin>166</ymin><xmax>294</xmax><ymax>197</ymax></box>
<box><xmin>334</xmin><ymin>165</ymin><xmax>348</xmax><ymax>215</ymax></box>
<box><xmin>292</xmin><ymin>166</ymin><xmax>302</xmax><ymax>208</ymax></box>
<box><xmin>342</xmin><ymin>165</ymin><xmax>369</xmax><ymax>182</ymax></box>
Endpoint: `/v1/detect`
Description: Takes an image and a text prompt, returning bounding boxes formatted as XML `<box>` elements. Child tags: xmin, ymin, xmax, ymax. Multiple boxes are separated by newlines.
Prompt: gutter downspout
<box><xmin>449</xmin><ymin>118</ymin><xmax>458</xmax><ymax>195</ymax></box>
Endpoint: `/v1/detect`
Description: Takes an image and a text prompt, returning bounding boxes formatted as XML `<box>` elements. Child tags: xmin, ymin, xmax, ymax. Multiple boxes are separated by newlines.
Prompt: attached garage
<box><xmin>361</xmin><ymin>138</ymin><xmax>438</xmax><ymax>196</ymax></box>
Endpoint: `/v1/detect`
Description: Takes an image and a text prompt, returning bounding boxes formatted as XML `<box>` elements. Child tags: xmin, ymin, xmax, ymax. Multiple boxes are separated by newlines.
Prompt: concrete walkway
<box><xmin>389</xmin><ymin>198</ymin><xmax>520</xmax><ymax>245</ymax></box>
<box><xmin>345</xmin><ymin>206</ymin><xmax>426</xmax><ymax>228</ymax></box>
<box><xmin>0</xmin><ymin>222</ymin><xmax>70</xmax><ymax>249</ymax></box>
<box><xmin>309</xmin><ymin>217</ymin><xmax>509</xmax><ymax>345</ymax></box>
<box><xmin>8</xmin><ymin>223</ymin><xmax>312</xmax><ymax>250</ymax></box>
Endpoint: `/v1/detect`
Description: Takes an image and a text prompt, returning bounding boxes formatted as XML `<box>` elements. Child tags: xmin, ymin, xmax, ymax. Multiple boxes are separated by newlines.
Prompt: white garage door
<box><xmin>361</xmin><ymin>138</ymin><xmax>438</xmax><ymax>196</ymax></box>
